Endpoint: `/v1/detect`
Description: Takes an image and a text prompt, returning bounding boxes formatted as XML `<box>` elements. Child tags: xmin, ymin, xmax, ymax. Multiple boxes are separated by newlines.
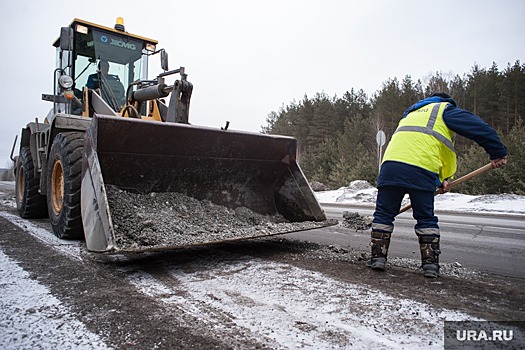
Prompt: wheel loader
<box><xmin>13</xmin><ymin>18</ymin><xmax>334</xmax><ymax>253</ymax></box>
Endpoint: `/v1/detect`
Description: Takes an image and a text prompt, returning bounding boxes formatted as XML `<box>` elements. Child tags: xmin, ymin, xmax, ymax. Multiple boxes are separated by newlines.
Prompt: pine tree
<box><xmin>501</xmin><ymin>61</ymin><xmax>525</xmax><ymax>132</ymax></box>
<box><xmin>261</xmin><ymin>59</ymin><xmax>524</xmax><ymax>195</ymax></box>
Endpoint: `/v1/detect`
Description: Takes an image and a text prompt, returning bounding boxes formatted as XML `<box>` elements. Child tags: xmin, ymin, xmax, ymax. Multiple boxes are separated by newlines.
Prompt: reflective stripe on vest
<box><xmin>394</xmin><ymin>103</ymin><xmax>455</xmax><ymax>153</ymax></box>
<box><xmin>382</xmin><ymin>102</ymin><xmax>456</xmax><ymax>181</ymax></box>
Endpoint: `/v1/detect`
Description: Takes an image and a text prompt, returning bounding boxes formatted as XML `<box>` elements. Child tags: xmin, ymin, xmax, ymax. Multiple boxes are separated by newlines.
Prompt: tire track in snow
<box><xmin>0</xmin><ymin>211</ymin><xmax>82</xmax><ymax>261</ymax></box>
<box><xmin>0</xmin><ymin>208</ymin><xmax>111</xmax><ymax>348</ymax></box>
<box><xmin>122</xmin><ymin>255</ymin><xmax>480</xmax><ymax>349</ymax></box>
<box><xmin>0</xmin><ymin>249</ymin><xmax>110</xmax><ymax>350</ymax></box>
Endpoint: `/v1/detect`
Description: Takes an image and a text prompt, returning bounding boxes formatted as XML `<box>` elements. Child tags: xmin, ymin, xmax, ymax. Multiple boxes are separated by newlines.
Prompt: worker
<box><xmin>86</xmin><ymin>60</ymin><xmax>125</xmax><ymax>108</ymax></box>
<box><xmin>86</xmin><ymin>60</ymin><xmax>110</xmax><ymax>89</ymax></box>
<box><xmin>367</xmin><ymin>92</ymin><xmax>508</xmax><ymax>278</ymax></box>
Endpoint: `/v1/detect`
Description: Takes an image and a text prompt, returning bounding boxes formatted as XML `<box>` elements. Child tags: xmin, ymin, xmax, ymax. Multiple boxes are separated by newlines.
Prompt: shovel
<box><xmin>398</xmin><ymin>163</ymin><xmax>493</xmax><ymax>214</ymax></box>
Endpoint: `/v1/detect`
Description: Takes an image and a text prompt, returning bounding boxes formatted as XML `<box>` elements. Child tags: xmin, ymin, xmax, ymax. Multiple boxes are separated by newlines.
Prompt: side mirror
<box><xmin>60</xmin><ymin>27</ymin><xmax>73</xmax><ymax>51</ymax></box>
<box><xmin>160</xmin><ymin>50</ymin><xmax>169</xmax><ymax>71</ymax></box>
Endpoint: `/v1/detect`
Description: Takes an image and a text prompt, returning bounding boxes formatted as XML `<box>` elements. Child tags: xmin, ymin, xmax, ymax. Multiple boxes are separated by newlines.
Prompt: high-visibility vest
<box><xmin>382</xmin><ymin>102</ymin><xmax>456</xmax><ymax>182</ymax></box>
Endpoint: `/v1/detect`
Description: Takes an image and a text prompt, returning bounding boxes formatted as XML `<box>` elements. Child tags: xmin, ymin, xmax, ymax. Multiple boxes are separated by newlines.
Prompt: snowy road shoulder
<box><xmin>0</xmin><ymin>211</ymin><xmax>82</xmax><ymax>261</ymax></box>
<box><xmin>123</xmin><ymin>256</ymin><xmax>480</xmax><ymax>349</ymax></box>
<box><xmin>314</xmin><ymin>180</ymin><xmax>525</xmax><ymax>216</ymax></box>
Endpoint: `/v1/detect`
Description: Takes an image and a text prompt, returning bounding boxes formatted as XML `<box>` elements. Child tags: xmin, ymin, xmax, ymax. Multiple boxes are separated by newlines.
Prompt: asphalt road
<box><xmin>285</xmin><ymin>204</ymin><xmax>525</xmax><ymax>279</ymax></box>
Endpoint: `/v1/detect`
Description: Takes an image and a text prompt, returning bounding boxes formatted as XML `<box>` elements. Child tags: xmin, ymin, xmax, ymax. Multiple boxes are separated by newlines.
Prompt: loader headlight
<box><xmin>146</xmin><ymin>43</ymin><xmax>156</xmax><ymax>52</ymax></box>
<box><xmin>58</xmin><ymin>75</ymin><xmax>74</xmax><ymax>89</ymax></box>
<box><xmin>75</xmin><ymin>24</ymin><xmax>89</xmax><ymax>35</ymax></box>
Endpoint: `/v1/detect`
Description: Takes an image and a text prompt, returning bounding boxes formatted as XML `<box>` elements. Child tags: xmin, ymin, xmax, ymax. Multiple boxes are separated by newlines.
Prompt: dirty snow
<box><xmin>0</xmin><ymin>250</ymin><xmax>110</xmax><ymax>350</ymax></box>
<box><xmin>315</xmin><ymin>180</ymin><xmax>525</xmax><ymax>216</ymax></box>
<box><xmin>0</xmin><ymin>211</ymin><xmax>82</xmax><ymax>261</ymax></box>
<box><xmin>123</xmin><ymin>257</ymin><xmax>477</xmax><ymax>349</ymax></box>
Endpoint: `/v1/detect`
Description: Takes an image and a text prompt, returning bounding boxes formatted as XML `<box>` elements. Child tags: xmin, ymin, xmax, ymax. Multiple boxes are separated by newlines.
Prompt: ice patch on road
<box><xmin>0</xmin><ymin>249</ymin><xmax>110</xmax><ymax>350</ymax></box>
<box><xmin>125</xmin><ymin>257</ymin><xmax>479</xmax><ymax>349</ymax></box>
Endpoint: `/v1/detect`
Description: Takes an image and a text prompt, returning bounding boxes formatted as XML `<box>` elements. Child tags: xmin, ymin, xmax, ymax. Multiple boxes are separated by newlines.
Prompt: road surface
<box><xmin>286</xmin><ymin>204</ymin><xmax>525</xmax><ymax>278</ymax></box>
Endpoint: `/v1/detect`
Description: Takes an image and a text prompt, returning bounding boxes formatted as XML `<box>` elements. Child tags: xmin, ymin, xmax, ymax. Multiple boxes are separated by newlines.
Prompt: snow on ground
<box><xmin>0</xmin><ymin>250</ymin><xmax>110</xmax><ymax>350</ymax></box>
<box><xmin>123</xmin><ymin>256</ymin><xmax>477</xmax><ymax>350</ymax></box>
<box><xmin>315</xmin><ymin>180</ymin><xmax>525</xmax><ymax>216</ymax></box>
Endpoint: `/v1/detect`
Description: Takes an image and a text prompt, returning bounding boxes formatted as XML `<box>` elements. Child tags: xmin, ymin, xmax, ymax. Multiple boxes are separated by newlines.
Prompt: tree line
<box><xmin>262</xmin><ymin>61</ymin><xmax>525</xmax><ymax>195</ymax></box>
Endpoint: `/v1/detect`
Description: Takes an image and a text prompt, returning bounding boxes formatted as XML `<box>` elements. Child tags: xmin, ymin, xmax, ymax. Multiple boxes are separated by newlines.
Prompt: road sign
<box><xmin>376</xmin><ymin>130</ymin><xmax>386</xmax><ymax>170</ymax></box>
<box><xmin>376</xmin><ymin>130</ymin><xmax>386</xmax><ymax>146</ymax></box>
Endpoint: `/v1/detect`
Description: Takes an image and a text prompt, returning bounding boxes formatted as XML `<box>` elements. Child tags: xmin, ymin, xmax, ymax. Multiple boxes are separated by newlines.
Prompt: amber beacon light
<box><xmin>114</xmin><ymin>17</ymin><xmax>125</xmax><ymax>31</ymax></box>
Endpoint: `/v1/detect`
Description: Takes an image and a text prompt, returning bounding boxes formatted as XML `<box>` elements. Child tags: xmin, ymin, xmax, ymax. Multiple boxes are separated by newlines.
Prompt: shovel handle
<box><xmin>398</xmin><ymin>163</ymin><xmax>493</xmax><ymax>214</ymax></box>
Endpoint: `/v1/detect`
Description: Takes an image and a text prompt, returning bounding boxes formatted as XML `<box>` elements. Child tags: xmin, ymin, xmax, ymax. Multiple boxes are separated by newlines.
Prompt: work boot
<box><xmin>366</xmin><ymin>256</ymin><xmax>387</xmax><ymax>270</ymax></box>
<box><xmin>366</xmin><ymin>230</ymin><xmax>391</xmax><ymax>271</ymax></box>
<box><xmin>422</xmin><ymin>263</ymin><xmax>440</xmax><ymax>278</ymax></box>
<box><xmin>418</xmin><ymin>232</ymin><xmax>441</xmax><ymax>278</ymax></box>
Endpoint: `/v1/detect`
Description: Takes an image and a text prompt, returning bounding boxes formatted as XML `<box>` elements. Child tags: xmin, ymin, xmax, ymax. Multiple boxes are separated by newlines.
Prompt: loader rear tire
<box><xmin>46</xmin><ymin>132</ymin><xmax>85</xmax><ymax>239</ymax></box>
<box><xmin>15</xmin><ymin>147</ymin><xmax>48</xmax><ymax>218</ymax></box>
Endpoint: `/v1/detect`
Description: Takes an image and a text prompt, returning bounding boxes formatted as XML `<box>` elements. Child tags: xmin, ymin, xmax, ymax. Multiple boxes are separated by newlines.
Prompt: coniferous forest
<box><xmin>261</xmin><ymin>61</ymin><xmax>525</xmax><ymax>195</ymax></box>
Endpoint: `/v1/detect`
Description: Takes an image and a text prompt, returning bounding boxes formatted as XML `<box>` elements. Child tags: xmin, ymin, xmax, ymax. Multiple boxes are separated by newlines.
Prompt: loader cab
<box><xmin>53</xmin><ymin>18</ymin><xmax>158</xmax><ymax>116</ymax></box>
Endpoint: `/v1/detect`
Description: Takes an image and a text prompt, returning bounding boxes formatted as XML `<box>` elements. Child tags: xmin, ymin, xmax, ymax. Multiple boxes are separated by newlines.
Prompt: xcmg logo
<box><xmin>99</xmin><ymin>35</ymin><xmax>137</xmax><ymax>50</ymax></box>
<box><xmin>110</xmin><ymin>39</ymin><xmax>137</xmax><ymax>50</ymax></box>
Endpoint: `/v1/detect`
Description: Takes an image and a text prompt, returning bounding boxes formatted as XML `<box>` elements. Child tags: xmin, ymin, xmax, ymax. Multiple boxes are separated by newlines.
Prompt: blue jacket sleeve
<box><xmin>442</xmin><ymin>105</ymin><xmax>508</xmax><ymax>159</ymax></box>
<box><xmin>86</xmin><ymin>74</ymin><xmax>96</xmax><ymax>89</ymax></box>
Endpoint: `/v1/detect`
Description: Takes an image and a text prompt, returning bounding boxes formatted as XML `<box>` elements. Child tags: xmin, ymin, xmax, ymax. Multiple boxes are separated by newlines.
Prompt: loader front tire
<box><xmin>15</xmin><ymin>147</ymin><xmax>48</xmax><ymax>218</ymax></box>
<box><xmin>46</xmin><ymin>132</ymin><xmax>84</xmax><ymax>239</ymax></box>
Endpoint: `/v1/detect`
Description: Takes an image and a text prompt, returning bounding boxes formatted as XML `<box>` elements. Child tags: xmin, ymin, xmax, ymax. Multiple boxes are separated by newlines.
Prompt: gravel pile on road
<box><xmin>285</xmin><ymin>241</ymin><xmax>487</xmax><ymax>280</ymax></box>
<box><xmin>106</xmin><ymin>185</ymin><xmax>337</xmax><ymax>250</ymax></box>
<box><xmin>341</xmin><ymin>211</ymin><xmax>372</xmax><ymax>231</ymax></box>
<box><xmin>387</xmin><ymin>257</ymin><xmax>488</xmax><ymax>279</ymax></box>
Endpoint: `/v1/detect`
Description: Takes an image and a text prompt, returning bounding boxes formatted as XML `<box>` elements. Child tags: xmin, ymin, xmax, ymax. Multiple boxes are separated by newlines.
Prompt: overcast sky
<box><xmin>0</xmin><ymin>0</ymin><xmax>523</xmax><ymax>168</ymax></box>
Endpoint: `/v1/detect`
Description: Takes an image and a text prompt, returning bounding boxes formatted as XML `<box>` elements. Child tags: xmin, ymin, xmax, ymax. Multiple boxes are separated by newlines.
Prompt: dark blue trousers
<box><xmin>373</xmin><ymin>186</ymin><xmax>439</xmax><ymax>230</ymax></box>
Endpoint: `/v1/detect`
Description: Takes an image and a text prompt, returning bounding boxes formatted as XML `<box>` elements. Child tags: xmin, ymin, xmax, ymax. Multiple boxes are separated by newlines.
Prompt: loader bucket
<box><xmin>81</xmin><ymin>114</ymin><xmax>334</xmax><ymax>252</ymax></box>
